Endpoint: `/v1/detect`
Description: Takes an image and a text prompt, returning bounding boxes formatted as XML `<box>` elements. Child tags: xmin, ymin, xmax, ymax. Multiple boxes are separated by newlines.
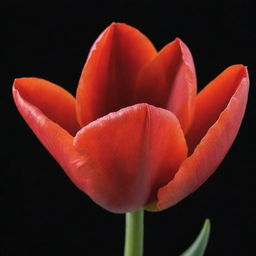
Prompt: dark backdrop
<box><xmin>2</xmin><ymin>1</ymin><xmax>256</xmax><ymax>255</ymax></box>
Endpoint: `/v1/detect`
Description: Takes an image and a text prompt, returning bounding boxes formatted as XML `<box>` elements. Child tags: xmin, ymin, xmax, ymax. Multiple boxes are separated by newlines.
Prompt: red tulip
<box><xmin>13</xmin><ymin>23</ymin><xmax>249</xmax><ymax>213</ymax></box>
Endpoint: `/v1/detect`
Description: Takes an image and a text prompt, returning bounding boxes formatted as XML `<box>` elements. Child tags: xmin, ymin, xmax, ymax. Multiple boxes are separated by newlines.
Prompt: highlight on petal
<box><xmin>76</xmin><ymin>22</ymin><xmax>157</xmax><ymax>127</ymax></box>
<box><xmin>74</xmin><ymin>104</ymin><xmax>188</xmax><ymax>213</ymax></box>
<box><xmin>14</xmin><ymin>78</ymin><xmax>80</xmax><ymax>136</ymax></box>
<box><xmin>156</xmin><ymin>65</ymin><xmax>249</xmax><ymax>211</ymax></box>
<box><xmin>12</xmin><ymin>83</ymin><xmax>86</xmax><ymax>186</ymax></box>
<box><xmin>134</xmin><ymin>38</ymin><xmax>197</xmax><ymax>133</ymax></box>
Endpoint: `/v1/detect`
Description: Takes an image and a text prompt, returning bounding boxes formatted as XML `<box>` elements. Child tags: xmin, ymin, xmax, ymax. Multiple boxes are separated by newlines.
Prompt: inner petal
<box><xmin>133</xmin><ymin>38</ymin><xmax>197</xmax><ymax>134</ymax></box>
<box><xmin>76</xmin><ymin>23</ymin><xmax>157</xmax><ymax>127</ymax></box>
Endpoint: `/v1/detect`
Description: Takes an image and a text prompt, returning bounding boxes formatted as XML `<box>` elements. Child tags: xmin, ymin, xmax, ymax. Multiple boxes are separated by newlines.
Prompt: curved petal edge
<box><xmin>186</xmin><ymin>65</ymin><xmax>247</xmax><ymax>153</ymax></box>
<box><xmin>12</xmin><ymin>83</ymin><xmax>86</xmax><ymax>189</ymax></box>
<box><xmin>155</xmin><ymin>66</ymin><xmax>249</xmax><ymax>211</ymax></box>
<box><xmin>134</xmin><ymin>38</ymin><xmax>197</xmax><ymax>133</ymax></box>
<box><xmin>13</xmin><ymin>78</ymin><xmax>80</xmax><ymax>136</ymax></box>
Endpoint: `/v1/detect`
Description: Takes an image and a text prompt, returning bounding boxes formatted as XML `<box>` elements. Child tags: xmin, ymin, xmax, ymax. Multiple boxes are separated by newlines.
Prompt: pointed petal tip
<box><xmin>174</xmin><ymin>37</ymin><xmax>183</xmax><ymax>44</ymax></box>
<box><xmin>226</xmin><ymin>64</ymin><xmax>249</xmax><ymax>86</ymax></box>
<box><xmin>13</xmin><ymin>77</ymin><xmax>32</xmax><ymax>88</ymax></box>
<box><xmin>227</xmin><ymin>64</ymin><xmax>248</xmax><ymax>73</ymax></box>
<box><xmin>109</xmin><ymin>21</ymin><xmax>126</xmax><ymax>26</ymax></box>
<box><xmin>108</xmin><ymin>21</ymin><xmax>118</xmax><ymax>31</ymax></box>
<box><xmin>173</xmin><ymin>37</ymin><xmax>189</xmax><ymax>48</ymax></box>
<box><xmin>108</xmin><ymin>22</ymin><xmax>135</xmax><ymax>32</ymax></box>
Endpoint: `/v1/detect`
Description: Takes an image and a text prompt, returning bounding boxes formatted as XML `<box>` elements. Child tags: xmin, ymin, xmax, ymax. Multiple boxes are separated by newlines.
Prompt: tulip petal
<box><xmin>156</xmin><ymin>65</ymin><xmax>249</xmax><ymax>211</ymax></box>
<box><xmin>186</xmin><ymin>65</ymin><xmax>247</xmax><ymax>153</ymax></box>
<box><xmin>12</xmin><ymin>84</ymin><xmax>86</xmax><ymax>187</ymax></box>
<box><xmin>14</xmin><ymin>78</ymin><xmax>80</xmax><ymax>136</ymax></box>
<box><xmin>76</xmin><ymin>22</ymin><xmax>157</xmax><ymax>126</ymax></box>
<box><xmin>134</xmin><ymin>38</ymin><xmax>197</xmax><ymax>133</ymax></box>
<box><xmin>74</xmin><ymin>104</ymin><xmax>187</xmax><ymax>213</ymax></box>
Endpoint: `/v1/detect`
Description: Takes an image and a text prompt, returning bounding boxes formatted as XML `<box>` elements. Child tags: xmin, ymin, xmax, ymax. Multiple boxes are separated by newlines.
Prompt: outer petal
<box><xmin>74</xmin><ymin>104</ymin><xmax>187</xmax><ymax>213</ymax></box>
<box><xmin>155</xmin><ymin>65</ymin><xmax>249</xmax><ymax>211</ymax></box>
<box><xmin>14</xmin><ymin>78</ymin><xmax>80</xmax><ymax>136</ymax></box>
<box><xmin>76</xmin><ymin>22</ymin><xmax>157</xmax><ymax>126</ymax></box>
<box><xmin>12</xmin><ymin>83</ymin><xmax>86</xmax><ymax>187</ymax></box>
<box><xmin>134</xmin><ymin>38</ymin><xmax>197</xmax><ymax>133</ymax></box>
<box><xmin>186</xmin><ymin>65</ymin><xmax>247</xmax><ymax>153</ymax></box>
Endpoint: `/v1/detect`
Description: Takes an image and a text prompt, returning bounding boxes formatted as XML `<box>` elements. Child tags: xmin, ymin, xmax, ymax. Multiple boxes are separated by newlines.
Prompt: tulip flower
<box><xmin>13</xmin><ymin>23</ymin><xmax>249</xmax><ymax>256</ymax></box>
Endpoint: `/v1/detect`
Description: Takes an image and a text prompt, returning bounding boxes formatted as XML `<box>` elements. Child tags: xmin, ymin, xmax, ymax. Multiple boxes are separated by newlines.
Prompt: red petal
<box><xmin>134</xmin><ymin>38</ymin><xmax>197</xmax><ymax>133</ymax></box>
<box><xmin>14</xmin><ymin>78</ymin><xmax>80</xmax><ymax>136</ymax></box>
<box><xmin>74</xmin><ymin>104</ymin><xmax>187</xmax><ymax>213</ymax></box>
<box><xmin>76</xmin><ymin>23</ymin><xmax>157</xmax><ymax>126</ymax></box>
<box><xmin>12</xmin><ymin>84</ymin><xmax>86</xmax><ymax>187</ymax></box>
<box><xmin>186</xmin><ymin>65</ymin><xmax>247</xmax><ymax>153</ymax></box>
<box><xmin>156</xmin><ymin>66</ymin><xmax>249</xmax><ymax>211</ymax></box>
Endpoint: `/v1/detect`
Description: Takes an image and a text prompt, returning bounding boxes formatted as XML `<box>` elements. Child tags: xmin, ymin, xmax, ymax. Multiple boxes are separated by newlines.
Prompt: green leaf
<box><xmin>179</xmin><ymin>219</ymin><xmax>211</xmax><ymax>256</ymax></box>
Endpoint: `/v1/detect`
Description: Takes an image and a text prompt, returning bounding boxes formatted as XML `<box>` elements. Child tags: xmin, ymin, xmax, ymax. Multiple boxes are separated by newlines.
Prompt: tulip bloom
<box><xmin>13</xmin><ymin>23</ymin><xmax>249</xmax><ymax>213</ymax></box>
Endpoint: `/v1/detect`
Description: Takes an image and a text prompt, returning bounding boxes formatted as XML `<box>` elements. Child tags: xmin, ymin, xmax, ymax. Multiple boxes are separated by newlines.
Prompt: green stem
<box><xmin>124</xmin><ymin>208</ymin><xmax>144</xmax><ymax>256</ymax></box>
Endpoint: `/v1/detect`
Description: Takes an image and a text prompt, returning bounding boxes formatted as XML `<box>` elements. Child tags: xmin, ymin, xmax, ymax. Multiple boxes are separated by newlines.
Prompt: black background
<box><xmin>2</xmin><ymin>0</ymin><xmax>256</xmax><ymax>255</ymax></box>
